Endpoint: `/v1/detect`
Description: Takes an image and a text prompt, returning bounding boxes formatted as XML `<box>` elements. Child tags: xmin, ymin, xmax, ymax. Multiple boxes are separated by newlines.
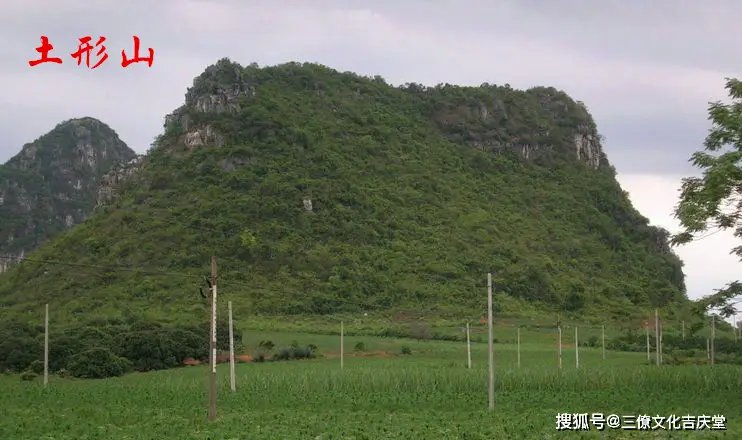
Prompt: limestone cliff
<box><xmin>96</xmin><ymin>155</ymin><xmax>145</xmax><ymax>207</ymax></box>
<box><xmin>0</xmin><ymin>117</ymin><xmax>136</xmax><ymax>272</ymax></box>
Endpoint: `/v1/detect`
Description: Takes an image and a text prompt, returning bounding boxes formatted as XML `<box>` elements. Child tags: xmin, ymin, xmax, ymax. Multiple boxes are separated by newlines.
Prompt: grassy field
<box><xmin>1</xmin><ymin>328</ymin><xmax>740</xmax><ymax>439</ymax></box>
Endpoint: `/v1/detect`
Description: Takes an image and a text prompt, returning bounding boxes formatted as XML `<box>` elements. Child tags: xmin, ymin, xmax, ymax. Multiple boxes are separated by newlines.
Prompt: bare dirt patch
<box><xmin>323</xmin><ymin>350</ymin><xmax>396</xmax><ymax>359</ymax></box>
<box><xmin>183</xmin><ymin>353</ymin><xmax>252</xmax><ymax>366</ymax></box>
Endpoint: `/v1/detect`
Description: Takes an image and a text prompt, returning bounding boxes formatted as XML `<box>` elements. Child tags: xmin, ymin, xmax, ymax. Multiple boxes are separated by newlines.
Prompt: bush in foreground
<box><xmin>67</xmin><ymin>348</ymin><xmax>132</xmax><ymax>379</ymax></box>
<box><xmin>0</xmin><ymin>316</ymin><xmax>244</xmax><ymax>379</ymax></box>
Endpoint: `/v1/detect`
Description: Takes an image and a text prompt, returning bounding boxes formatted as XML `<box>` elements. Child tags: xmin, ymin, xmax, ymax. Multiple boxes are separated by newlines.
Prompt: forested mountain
<box><xmin>0</xmin><ymin>59</ymin><xmax>686</xmax><ymax>323</ymax></box>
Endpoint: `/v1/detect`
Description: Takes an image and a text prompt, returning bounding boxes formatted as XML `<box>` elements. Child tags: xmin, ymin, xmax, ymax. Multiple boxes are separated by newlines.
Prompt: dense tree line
<box><xmin>606</xmin><ymin>328</ymin><xmax>742</xmax><ymax>365</ymax></box>
<box><xmin>0</xmin><ymin>317</ymin><xmax>241</xmax><ymax>379</ymax></box>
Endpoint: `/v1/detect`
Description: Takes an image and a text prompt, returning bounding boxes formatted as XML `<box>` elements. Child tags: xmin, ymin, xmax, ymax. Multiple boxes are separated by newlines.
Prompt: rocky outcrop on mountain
<box><xmin>0</xmin><ymin>117</ymin><xmax>136</xmax><ymax>272</ymax></box>
<box><xmin>96</xmin><ymin>155</ymin><xmax>145</xmax><ymax>207</ymax></box>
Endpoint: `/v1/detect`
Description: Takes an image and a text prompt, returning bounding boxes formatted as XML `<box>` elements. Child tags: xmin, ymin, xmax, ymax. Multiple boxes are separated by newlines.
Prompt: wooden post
<box><xmin>711</xmin><ymin>315</ymin><xmax>715</xmax><ymax>365</ymax></box>
<box><xmin>558</xmin><ymin>327</ymin><xmax>563</xmax><ymax>369</ymax></box>
<box><xmin>659</xmin><ymin>317</ymin><xmax>663</xmax><ymax>365</ymax></box>
<box><xmin>654</xmin><ymin>309</ymin><xmax>660</xmax><ymax>367</ymax></box>
<box><xmin>487</xmin><ymin>272</ymin><xmax>494</xmax><ymax>410</ymax></box>
<box><xmin>207</xmin><ymin>256</ymin><xmax>217</xmax><ymax>421</ymax></box>
<box><xmin>228</xmin><ymin>300</ymin><xmax>236</xmax><ymax>392</ymax></box>
<box><xmin>574</xmin><ymin>326</ymin><xmax>579</xmax><ymax>369</ymax></box>
<box><xmin>466</xmin><ymin>322</ymin><xmax>472</xmax><ymax>369</ymax></box>
<box><xmin>707</xmin><ymin>338</ymin><xmax>710</xmax><ymax>364</ymax></box>
<box><xmin>340</xmin><ymin>320</ymin><xmax>344</xmax><ymax>369</ymax></box>
<box><xmin>734</xmin><ymin>318</ymin><xmax>738</xmax><ymax>343</ymax></box>
<box><xmin>44</xmin><ymin>303</ymin><xmax>49</xmax><ymax>388</ymax></box>
<box><xmin>517</xmin><ymin>327</ymin><xmax>521</xmax><ymax>368</ymax></box>
<box><xmin>645</xmin><ymin>322</ymin><xmax>650</xmax><ymax>362</ymax></box>
<box><xmin>601</xmin><ymin>324</ymin><xmax>605</xmax><ymax>360</ymax></box>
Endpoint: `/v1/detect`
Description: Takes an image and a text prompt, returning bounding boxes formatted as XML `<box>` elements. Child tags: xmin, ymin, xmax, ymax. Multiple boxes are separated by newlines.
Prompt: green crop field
<box><xmin>1</xmin><ymin>330</ymin><xmax>740</xmax><ymax>439</ymax></box>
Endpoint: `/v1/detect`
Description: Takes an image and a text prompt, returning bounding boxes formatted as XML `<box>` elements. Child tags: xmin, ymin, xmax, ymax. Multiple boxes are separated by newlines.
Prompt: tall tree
<box><xmin>672</xmin><ymin>78</ymin><xmax>742</xmax><ymax>316</ymax></box>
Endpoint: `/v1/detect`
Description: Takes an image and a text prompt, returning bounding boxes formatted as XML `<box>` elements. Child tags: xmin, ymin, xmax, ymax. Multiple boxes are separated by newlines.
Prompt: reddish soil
<box><xmin>182</xmin><ymin>353</ymin><xmax>252</xmax><ymax>366</ymax></box>
<box><xmin>183</xmin><ymin>358</ymin><xmax>200</xmax><ymax>366</ymax></box>
<box><xmin>184</xmin><ymin>350</ymin><xmax>395</xmax><ymax>366</ymax></box>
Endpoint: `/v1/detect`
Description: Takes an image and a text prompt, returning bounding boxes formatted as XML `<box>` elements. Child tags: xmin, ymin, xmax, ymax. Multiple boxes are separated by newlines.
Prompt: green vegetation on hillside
<box><xmin>0</xmin><ymin>117</ymin><xmax>135</xmax><ymax>255</ymax></box>
<box><xmin>0</xmin><ymin>59</ymin><xmax>687</xmax><ymax>324</ymax></box>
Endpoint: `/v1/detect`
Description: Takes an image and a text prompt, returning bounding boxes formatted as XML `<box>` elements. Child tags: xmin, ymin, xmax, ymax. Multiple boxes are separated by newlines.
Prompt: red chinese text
<box><xmin>29</xmin><ymin>36</ymin><xmax>63</xmax><ymax>66</ymax></box>
<box><xmin>30</xmin><ymin>36</ymin><xmax>155</xmax><ymax>68</ymax></box>
<box><xmin>70</xmin><ymin>36</ymin><xmax>109</xmax><ymax>69</ymax></box>
<box><xmin>121</xmin><ymin>36</ymin><xmax>154</xmax><ymax>68</ymax></box>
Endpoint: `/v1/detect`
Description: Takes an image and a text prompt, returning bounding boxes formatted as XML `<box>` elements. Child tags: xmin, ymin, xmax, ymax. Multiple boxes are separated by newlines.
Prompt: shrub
<box><xmin>271</xmin><ymin>346</ymin><xmax>316</xmax><ymax>362</ymax></box>
<box><xmin>400</xmin><ymin>346</ymin><xmax>412</xmax><ymax>355</ymax></box>
<box><xmin>0</xmin><ymin>322</ymin><xmax>42</xmax><ymax>372</ymax></box>
<box><xmin>117</xmin><ymin>327</ymin><xmax>206</xmax><ymax>372</ymax></box>
<box><xmin>20</xmin><ymin>371</ymin><xmax>38</xmax><ymax>381</ymax></box>
<box><xmin>354</xmin><ymin>342</ymin><xmax>366</xmax><ymax>351</ymax></box>
<box><xmin>48</xmin><ymin>335</ymin><xmax>86</xmax><ymax>372</ymax></box>
<box><xmin>258</xmin><ymin>340</ymin><xmax>274</xmax><ymax>351</ymax></box>
<box><xmin>0</xmin><ymin>317</ymin><xmax>240</xmax><ymax>377</ymax></box>
<box><xmin>67</xmin><ymin>348</ymin><xmax>132</xmax><ymax>379</ymax></box>
<box><xmin>410</xmin><ymin>322</ymin><xmax>431</xmax><ymax>341</ymax></box>
<box><xmin>28</xmin><ymin>359</ymin><xmax>44</xmax><ymax>375</ymax></box>
<box><xmin>273</xmin><ymin>348</ymin><xmax>292</xmax><ymax>361</ymax></box>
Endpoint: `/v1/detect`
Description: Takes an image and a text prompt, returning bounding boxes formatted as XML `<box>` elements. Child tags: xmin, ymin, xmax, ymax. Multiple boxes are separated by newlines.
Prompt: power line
<box><xmin>0</xmin><ymin>255</ymin><xmax>203</xmax><ymax>279</ymax></box>
<box><xmin>692</xmin><ymin>228</ymin><xmax>723</xmax><ymax>241</ymax></box>
<box><xmin>0</xmin><ymin>254</ymin><xmax>384</xmax><ymax>312</ymax></box>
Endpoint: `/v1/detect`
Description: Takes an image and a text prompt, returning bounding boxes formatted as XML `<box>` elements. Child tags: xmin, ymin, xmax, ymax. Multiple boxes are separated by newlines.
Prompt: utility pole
<box><xmin>574</xmin><ymin>326</ymin><xmax>579</xmax><ymax>369</ymax></box>
<box><xmin>466</xmin><ymin>321</ymin><xmax>472</xmax><ymax>369</ymax></box>
<box><xmin>44</xmin><ymin>303</ymin><xmax>49</xmax><ymax>388</ymax></box>
<box><xmin>659</xmin><ymin>317</ymin><xmax>663</xmax><ymax>365</ymax></box>
<box><xmin>558</xmin><ymin>326</ymin><xmax>563</xmax><ymax>369</ymax></box>
<box><xmin>707</xmin><ymin>338</ymin><xmax>710</xmax><ymax>364</ymax></box>
<box><xmin>228</xmin><ymin>300</ymin><xmax>236</xmax><ymax>392</ymax></box>
<box><xmin>654</xmin><ymin>309</ymin><xmax>660</xmax><ymax>366</ymax></box>
<box><xmin>601</xmin><ymin>324</ymin><xmax>605</xmax><ymax>360</ymax></box>
<box><xmin>517</xmin><ymin>327</ymin><xmax>521</xmax><ymax>368</ymax></box>
<box><xmin>734</xmin><ymin>317</ymin><xmax>738</xmax><ymax>343</ymax></box>
<box><xmin>487</xmin><ymin>272</ymin><xmax>494</xmax><ymax>411</ymax></box>
<box><xmin>645</xmin><ymin>321</ymin><xmax>650</xmax><ymax>362</ymax></box>
<box><xmin>711</xmin><ymin>315</ymin><xmax>716</xmax><ymax>365</ymax></box>
<box><xmin>208</xmin><ymin>256</ymin><xmax>217</xmax><ymax>421</ymax></box>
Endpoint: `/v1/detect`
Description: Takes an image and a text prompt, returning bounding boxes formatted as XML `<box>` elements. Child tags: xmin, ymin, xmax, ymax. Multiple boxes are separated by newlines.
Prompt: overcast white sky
<box><xmin>1</xmin><ymin>0</ymin><xmax>740</xmax><ymax>302</ymax></box>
